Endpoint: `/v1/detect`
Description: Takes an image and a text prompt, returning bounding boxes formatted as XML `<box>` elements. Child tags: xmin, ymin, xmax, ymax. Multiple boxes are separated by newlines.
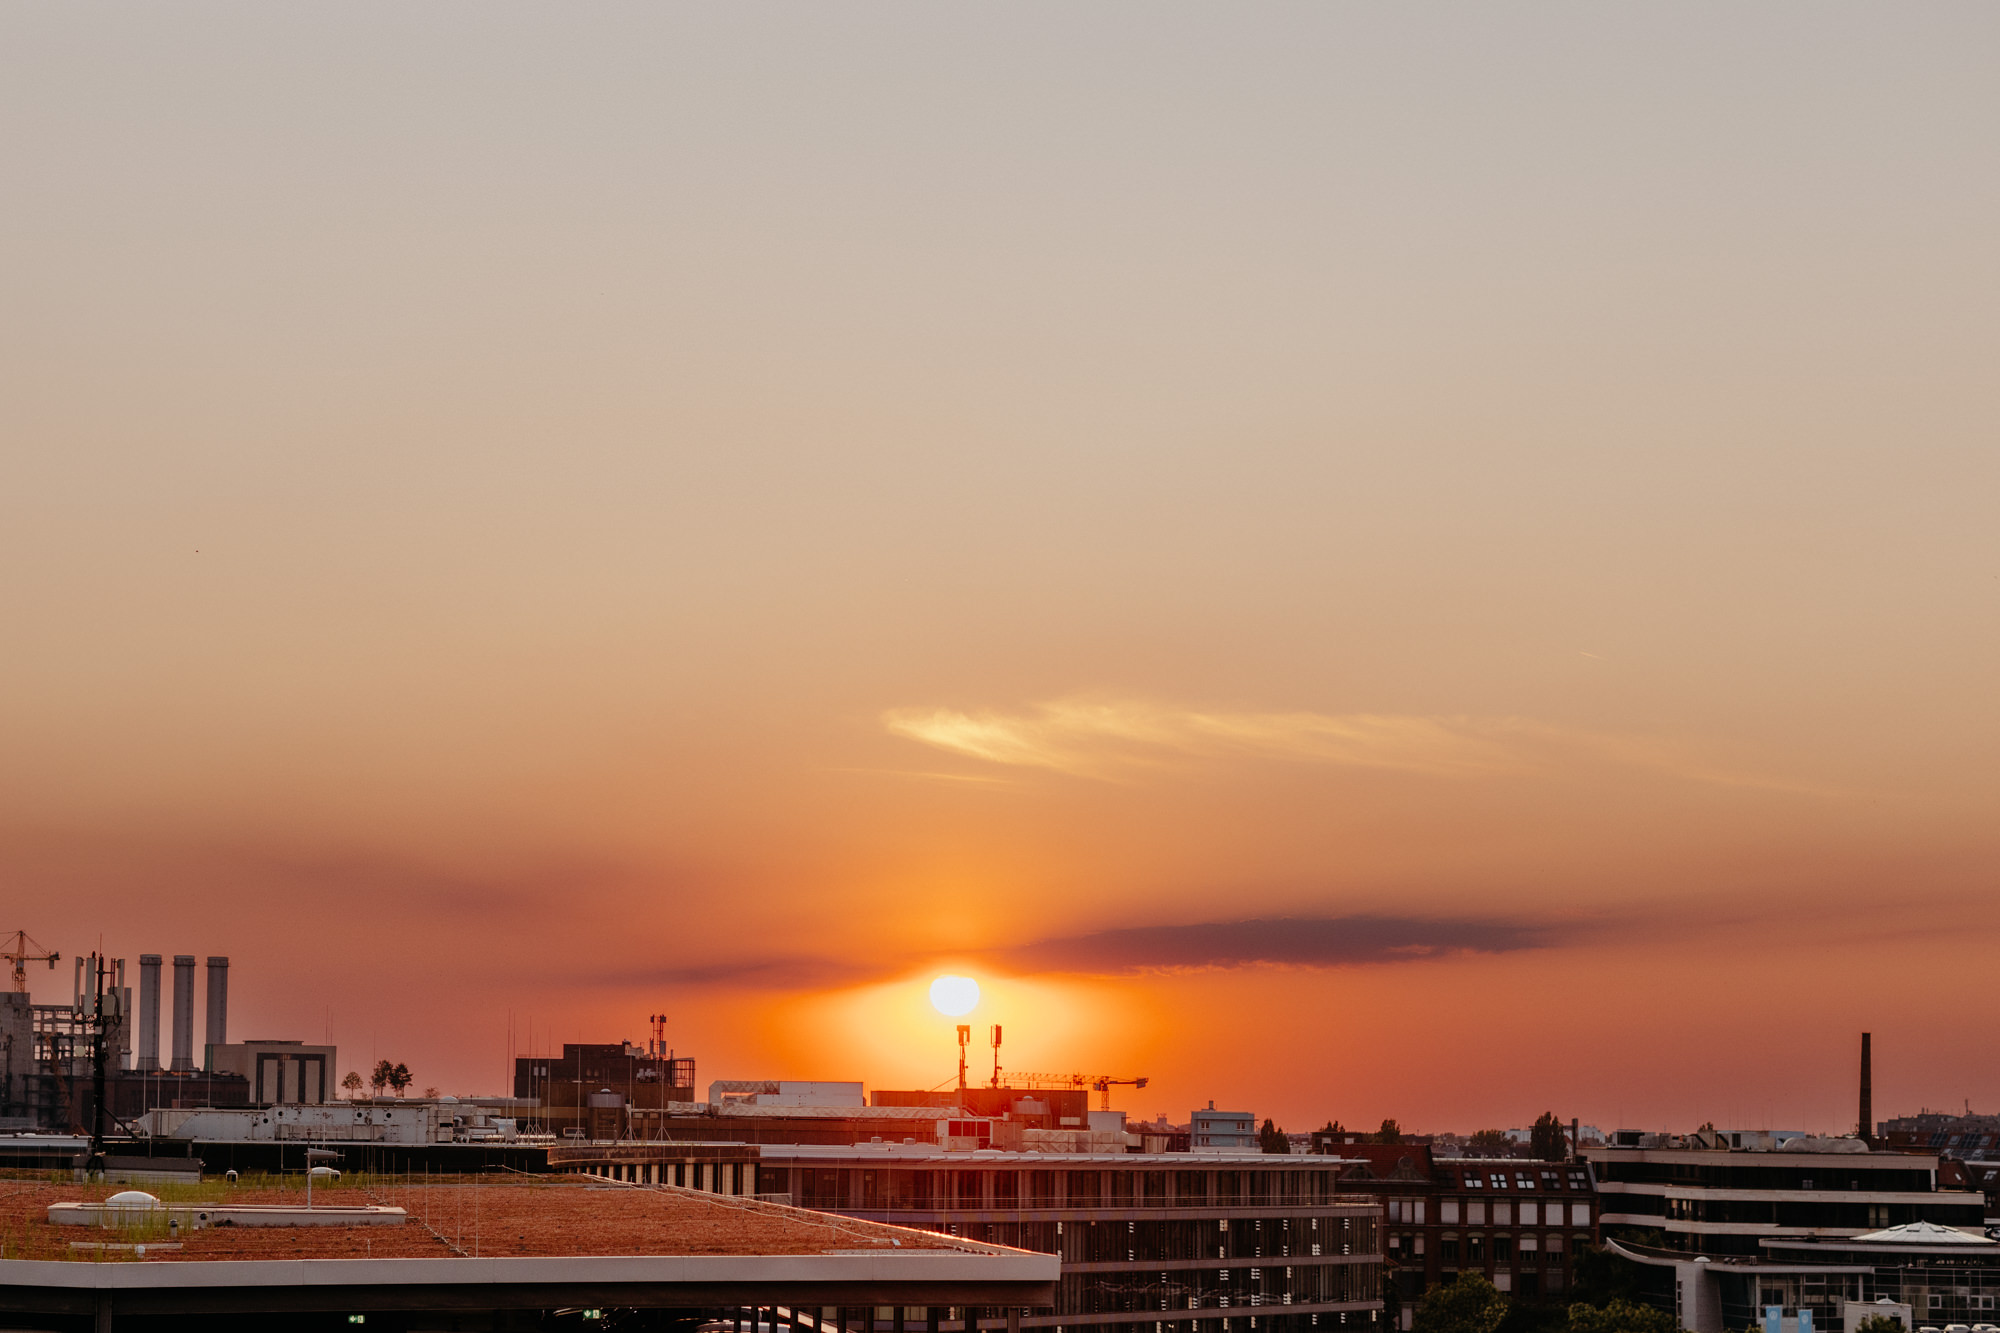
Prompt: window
<box><xmin>1494</xmin><ymin>1202</ymin><xmax>1513</xmax><ymax>1226</ymax></box>
<box><xmin>1441</xmin><ymin>1236</ymin><xmax>1461</xmax><ymax>1264</ymax></box>
<box><xmin>803</xmin><ymin>1169</ymin><xmax>846</xmax><ymax>1208</ymax></box>
<box><xmin>1494</xmin><ymin>1236</ymin><xmax>1514</xmax><ymax>1262</ymax></box>
<box><xmin>1515</xmin><ymin>1172</ymin><xmax>1533</xmax><ymax>1190</ymax></box>
<box><xmin>1469</xmin><ymin>1200</ymin><xmax>1487</xmax><ymax>1225</ymax></box>
<box><xmin>994</xmin><ymin>1171</ymin><xmax>1019</xmax><ymax>1208</ymax></box>
<box><xmin>1463</xmin><ymin>1172</ymin><xmax>1484</xmax><ymax>1188</ymax></box>
<box><xmin>1519</xmin><ymin>1201</ymin><xmax>1539</xmax><ymax>1226</ymax></box>
<box><xmin>1442</xmin><ymin>1200</ymin><xmax>1461</xmax><ymax>1224</ymax></box>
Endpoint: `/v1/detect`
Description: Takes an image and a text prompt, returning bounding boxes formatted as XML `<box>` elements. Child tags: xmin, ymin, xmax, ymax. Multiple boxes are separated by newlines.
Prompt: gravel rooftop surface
<box><xmin>0</xmin><ymin>1172</ymin><xmax>969</xmax><ymax>1264</ymax></box>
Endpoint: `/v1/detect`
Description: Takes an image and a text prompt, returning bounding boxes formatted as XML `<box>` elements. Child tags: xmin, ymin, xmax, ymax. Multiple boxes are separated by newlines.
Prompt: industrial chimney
<box><xmin>170</xmin><ymin>955</ymin><xmax>196</xmax><ymax>1072</ymax></box>
<box><xmin>137</xmin><ymin>954</ymin><xmax>162</xmax><ymax>1072</ymax></box>
<box><xmin>204</xmin><ymin>957</ymin><xmax>229</xmax><ymax>1068</ymax></box>
<box><xmin>1859</xmin><ymin>1032</ymin><xmax>1873</xmax><ymax>1147</ymax></box>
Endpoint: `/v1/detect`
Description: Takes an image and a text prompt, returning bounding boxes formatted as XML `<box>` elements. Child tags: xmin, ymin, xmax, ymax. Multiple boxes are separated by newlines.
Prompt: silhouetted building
<box><xmin>513</xmin><ymin>1043</ymin><xmax>698</xmax><ymax>1139</ymax></box>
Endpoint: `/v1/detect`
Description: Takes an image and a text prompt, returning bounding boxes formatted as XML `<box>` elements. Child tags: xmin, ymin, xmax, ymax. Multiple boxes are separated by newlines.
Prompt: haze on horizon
<box><xmin>3</xmin><ymin>4</ymin><xmax>1997</xmax><ymax>1136</ymax></box>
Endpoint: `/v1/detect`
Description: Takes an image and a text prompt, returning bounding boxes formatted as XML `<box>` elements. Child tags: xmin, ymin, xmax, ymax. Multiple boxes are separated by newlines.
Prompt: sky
<box><xmin>3</xmin><ymin>4</ymin><xmax>1998</xmax><ymax>1135</ymax></box>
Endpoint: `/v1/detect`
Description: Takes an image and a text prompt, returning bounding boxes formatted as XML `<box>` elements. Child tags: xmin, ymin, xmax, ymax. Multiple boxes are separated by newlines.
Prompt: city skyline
<box><xmin>5</xmin><ymin>5</ymin><xmax>1998</xmax><ymax>1133</ymax></box>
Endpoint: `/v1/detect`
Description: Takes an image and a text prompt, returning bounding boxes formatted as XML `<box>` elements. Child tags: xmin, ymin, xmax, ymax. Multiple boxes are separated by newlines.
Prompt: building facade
<box><xmin>1585</xmin><ymin>1139</ymin><xmax>1980</xmax><ymax>1259</ymax></box>
<box><xmin>1316</xmin><ymin>1146</ymin><xmax>1600</xmax><ymax>1326</ymax></box>
<box><xmin>1192</xmin><ymin>1107</ymin><xmax>1258</xmax><ymax>1153</ymax></box>
<box><xmin>1610</xmin><ymin>1223</ymin><xmax>2000</xmax><ymax>1333</ymax></box>
<box><xmin>759</xmin><ymin>1145</ymin><xmax>1385</xmax><ymax>1333</ymax></box>
<box><xmin>512</xmin><ymin>1042</ymin><xmax>698</xmax><ymax>1137</ymax></box>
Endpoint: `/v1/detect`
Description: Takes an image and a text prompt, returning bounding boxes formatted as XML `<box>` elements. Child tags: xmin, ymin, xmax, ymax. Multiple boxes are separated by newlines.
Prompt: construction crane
<box><xmin>2</xmin><ymin>931</ymin><xmax>58</xmax><ymax>993</ymax></box>
<box><xmin>1091</xmin><ymin>1076</ymin><xmax>1148</xmax><ymax>1111</ymax></box>
<box><xmin>1007</xmin><ymin>1072</ymin><xmax>1151</xmax><ymax>1111</ymax></box>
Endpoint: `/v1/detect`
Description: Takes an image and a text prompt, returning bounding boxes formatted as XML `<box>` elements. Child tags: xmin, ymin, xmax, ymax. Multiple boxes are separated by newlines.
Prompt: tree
<box><xmin>1468</xmin><ymin>1128</ymin><xmax>1512</xmax><ymax>1156</ymax></box>
<box><xmin>1568</xmin><ymin>1241</ymin><xmax>1649</xmax><ymax>1309</ymax></box>
<box><xmin>1261</xmin><ymin>1118</ymin><xmax>1291</xmax><ymax>1154</ymax></box>
<box><xmin>1565</xmin><ymin>1300</ymin><xmax>1678</xmax><ymax>1333</ymax></box>
<box><xmin>341</xmin><ymin>1071</ymin><xmax>363</xmax><ymax>1100</ymax></box>
<box><xmin>1375</xmin><ymin>1118</ymin><xmax>1403</xmax><ymax>1145</ymax></box>
<box><xmin>1852</xmin><ymin>1318</ymin><xmax>1905</xmax><ymax>1333</ymax></box>
<box><xmin>370</xmin><ymin>1060</ymin><xmax>395</xmax><ymax>1097</ymax></box>
<box><xmin>1413</xmin><ymin>1272</ymin><xmax>1508</xmax><ymax>1333</ymax></box>
<box><xmin>1531</xmin><ymin>1112</ymin><xmax>1568</xmax><ymax>1161</ymax></box>
<box><xmin>389</xmin><ymin>1062</ymin><xmax>413</xmax><ymax>1097</ymax></box>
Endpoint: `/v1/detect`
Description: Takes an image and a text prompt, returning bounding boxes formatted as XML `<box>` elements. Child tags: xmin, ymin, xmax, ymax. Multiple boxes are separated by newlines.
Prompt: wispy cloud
<box><xmin>882</xmin><ymin>696</ymin><xmax>1859</xmax><ymax>796</ymax></box>
<box><xmin>993</xmin><ymin>913</ymin><xmax>1566</xmax><ymax>976</ymax></box>
<box><xmin>882</xmin><ymin>699</ymin><xmax>1529</xmax><ymax>780</ymax></box>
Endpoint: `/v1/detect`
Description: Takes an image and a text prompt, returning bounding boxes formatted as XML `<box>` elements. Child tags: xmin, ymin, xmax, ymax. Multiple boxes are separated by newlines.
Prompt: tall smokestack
<box><xmin>1860</xmin><ymin>1032</ymin><xmax>1873</xmax><ymax>1147</ymax></box>
<box><xmin>204</xmin><ymin>957</ymin><xmax>229</xmax><ymax>1067</ymax></box>
<box><xmin>170</xmin><ymin>955</ymin><xmax>195</xmax><ymax>1072</ymax></box>
<box><xmin>137</xmin><ymin>955</ymin><xmax>162</xmax><ymax>1071</ymax></box>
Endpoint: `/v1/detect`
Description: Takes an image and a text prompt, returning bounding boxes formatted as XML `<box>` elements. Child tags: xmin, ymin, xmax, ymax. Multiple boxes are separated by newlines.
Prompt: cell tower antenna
<box><xmin>989</xmin><ymin>1025</ymin><xmax>1003</xmax><ymax>1089</ymax></box>
<box><xmin>956</xmin><ymin>1025</ymin><xmax>970</xmax><ymax>1093</ymax></box>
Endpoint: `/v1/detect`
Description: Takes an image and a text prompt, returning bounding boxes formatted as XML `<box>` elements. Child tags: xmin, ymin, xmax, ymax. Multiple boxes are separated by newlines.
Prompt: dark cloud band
<box><xmin>996</xmin><ymin>914</ymin><xmax>1561</xmax><ymax>975</ymax></box>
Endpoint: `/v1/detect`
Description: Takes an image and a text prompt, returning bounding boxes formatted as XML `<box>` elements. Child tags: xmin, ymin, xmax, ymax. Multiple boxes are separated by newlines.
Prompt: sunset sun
<box><xmin>929</xmin><ymin>975</ymin><xmax>980</xmax><ymax>1017</ymax></box>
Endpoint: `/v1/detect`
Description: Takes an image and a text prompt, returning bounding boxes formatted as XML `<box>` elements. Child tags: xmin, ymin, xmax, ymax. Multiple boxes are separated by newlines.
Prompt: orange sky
<box><xmin>4</xmin><ymin>5</ymin><xmax>1998</xmax><ymax>1134</ymax></box>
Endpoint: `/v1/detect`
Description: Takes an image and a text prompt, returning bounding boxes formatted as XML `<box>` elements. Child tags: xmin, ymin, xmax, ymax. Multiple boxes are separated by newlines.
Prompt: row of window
<box><xmin>1058</xmin><ymin>1262</ymin><xmax>1379</xmax><ymax>1314</ymax></box>
<box><xmin>929</xmin><ymin>1216</ymin><xmax>1381</xmax><ymax>1264</ymax></box>
<box><xmin>1382</xmin><ymin>1198</ymin><xmax>1593</xmax><ymax>1226</ymax></box>
<box><xmin>796</xmin><ymin>1168</ymin><xmax>1371</xmax><ymax>1211</ymax></box>
<box><xmin>1444</xmin><ymin>1170</ymin><xmax>1592</xmax><ymax>1192</ymax></box>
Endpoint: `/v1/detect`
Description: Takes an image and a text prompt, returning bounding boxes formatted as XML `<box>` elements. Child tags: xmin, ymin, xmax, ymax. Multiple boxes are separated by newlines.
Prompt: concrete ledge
<box><xmin>0</xmin><ymin>1250</ymin><xmax>1056</xmax><ymax>1290</ymax></box>
<box><xmin>47</xmin><ymin>1202</ymin><xmax>407</xmax><ymax>1228</ymax></box>
<box><xmin>0</xmin><ymin>1250</ymin><xmax>1061</xmax><ymax>1318</ymax></box>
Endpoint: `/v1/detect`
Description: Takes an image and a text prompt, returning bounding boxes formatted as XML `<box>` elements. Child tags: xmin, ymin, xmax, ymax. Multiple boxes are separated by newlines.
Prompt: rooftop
<box><xmin>0</xmin><ymin>1172</ymin><xmax>986</xmax><ymax>1264</ymax></box>
<box><xmin>0</xmin><ymin>1172</ymin><xmax>1059</xmax><ymax>1322</ymax></box>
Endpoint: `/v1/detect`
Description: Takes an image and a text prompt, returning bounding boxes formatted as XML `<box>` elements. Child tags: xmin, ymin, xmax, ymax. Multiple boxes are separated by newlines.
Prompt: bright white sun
<box><xmin>929</xmin><ymin>975</ymin><xmax>981</xmax><ymax>1016</ymax></box>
